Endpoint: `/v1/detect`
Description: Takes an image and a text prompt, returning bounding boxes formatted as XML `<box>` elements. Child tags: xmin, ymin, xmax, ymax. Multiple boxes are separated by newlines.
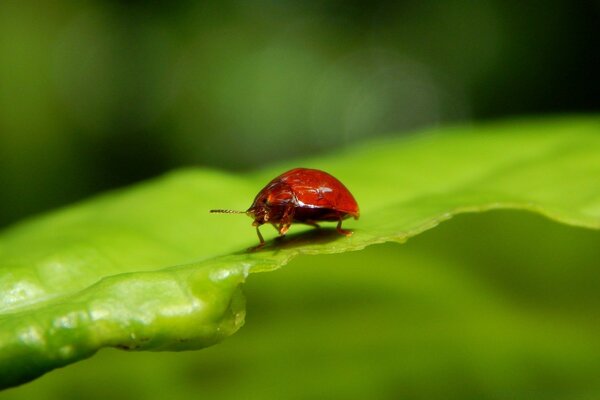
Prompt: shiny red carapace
<box><xmin>210</xmin><ymin>168</ymin><xmax>359</xmax><ymax>247</ymax></box>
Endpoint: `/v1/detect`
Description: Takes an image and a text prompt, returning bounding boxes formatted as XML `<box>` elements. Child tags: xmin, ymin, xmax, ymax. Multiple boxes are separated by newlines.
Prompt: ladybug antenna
<box><xmin>209</xmin><ymin>209</ymin><xmax>247</xmax><ymax>214</ymax></box>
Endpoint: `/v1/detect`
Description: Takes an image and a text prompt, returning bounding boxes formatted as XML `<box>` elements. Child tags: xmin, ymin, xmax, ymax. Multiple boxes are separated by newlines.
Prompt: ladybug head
<box><xmin>248</xmin><ymin>201</ymin><xmax>270</xmax><ymax>226</ymax></box>
<box><xmin>249</xmin><ymin>180</ymin><xmax>295</xmax><ymax>225</ymax></box>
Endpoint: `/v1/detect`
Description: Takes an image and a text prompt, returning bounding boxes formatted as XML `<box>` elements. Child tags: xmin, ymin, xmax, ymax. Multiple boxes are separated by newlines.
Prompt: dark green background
<box><xmin>0</xmin><ymin>0</ymin><xmax>598</xmax><ymax>227</ymax></box>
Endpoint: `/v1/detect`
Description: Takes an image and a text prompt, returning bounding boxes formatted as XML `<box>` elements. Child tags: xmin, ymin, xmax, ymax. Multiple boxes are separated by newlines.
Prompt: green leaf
<box><xmin>4</xmin><ymin>210</ymin><xmax>600</xmax><ymax>399</ymax></box>
<box><xmin>1</xmin><ymin>116</ymin><xmax>599</xmax><ymax>389</ymax></box>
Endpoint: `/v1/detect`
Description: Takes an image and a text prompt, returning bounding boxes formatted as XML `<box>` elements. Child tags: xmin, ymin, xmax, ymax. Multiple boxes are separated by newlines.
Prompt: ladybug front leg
<box><xmin>255</xmin><ymin>226</ymin><xmax>266</xmax><ymax>247</ymax></box>
<box><xmin>278</xmin><ymin>223</ymin><xmax>291</xmax><ymax>236</ymax></box>
<box><xmin>277</xmin><ymin>203</ymin><xmax>295</xmax><ymax>236</ymax></box>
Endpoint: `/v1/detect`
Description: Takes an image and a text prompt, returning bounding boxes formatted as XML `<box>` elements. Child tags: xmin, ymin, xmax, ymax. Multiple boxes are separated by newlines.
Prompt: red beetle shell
<box><xmin>248</xmin><ymin>168</ymin><xmax>359</xmax><ymax>236</ymax></box>
<box><xmin>211</xmin><ymin>168</ymin><xmax>359</xmax><ymax>247</ymax></box>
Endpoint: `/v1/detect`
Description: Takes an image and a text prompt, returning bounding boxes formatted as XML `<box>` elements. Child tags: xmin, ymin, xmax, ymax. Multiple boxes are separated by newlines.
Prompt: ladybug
<box><xmin>211</xmin><ymin>168</ymin><xmax>359</xmax><ymax>247</ymax></box>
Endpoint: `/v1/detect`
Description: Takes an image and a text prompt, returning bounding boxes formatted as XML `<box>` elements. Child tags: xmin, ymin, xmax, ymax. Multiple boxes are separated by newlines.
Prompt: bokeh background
<box><xmin>0</xmin><ymin>0</ymin><xmax>598</xmax><ymax>227</ymax></box>
<box><xmin>1</xmin><ymin>1</ymin><xmax>600</xmax><ymax>399</ymax></box>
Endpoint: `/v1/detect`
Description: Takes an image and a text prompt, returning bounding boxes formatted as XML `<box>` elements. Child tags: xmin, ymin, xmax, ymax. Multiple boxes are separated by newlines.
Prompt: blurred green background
<box><xmin>1</xmin><ymin>1</ymin><xmax>600</xmax><ymax>398</ymax></box>
<box><xmin>0</xmin><ymin>0</ymin><xmax>598</xmax><ymax>227</ymax></box>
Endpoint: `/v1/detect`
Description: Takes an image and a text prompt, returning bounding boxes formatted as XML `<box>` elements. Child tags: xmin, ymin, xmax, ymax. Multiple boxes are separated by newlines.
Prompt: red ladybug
<box><xmin>211</xmin><ymin>168</ymin><xmax>359</xmax><ymax>247</ymax></box>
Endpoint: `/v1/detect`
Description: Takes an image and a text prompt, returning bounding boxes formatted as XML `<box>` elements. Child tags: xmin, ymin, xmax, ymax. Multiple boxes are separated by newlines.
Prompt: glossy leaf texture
<box><xmin>1</xmin><ymin>116</ymin><xmax>599</xmax><ymax>389</ymax></box>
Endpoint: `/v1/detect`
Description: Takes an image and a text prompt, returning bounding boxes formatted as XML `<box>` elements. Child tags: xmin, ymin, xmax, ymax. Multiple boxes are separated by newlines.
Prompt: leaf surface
<box><xmin>1</xmin><ymin>116</ymin><xmax>599</xmax><ymax>388</ymax></box>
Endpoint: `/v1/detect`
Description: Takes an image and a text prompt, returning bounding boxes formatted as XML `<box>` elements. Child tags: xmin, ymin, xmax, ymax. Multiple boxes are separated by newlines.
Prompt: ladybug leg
<box><xmin>277</xmin><ymin>204</ymin><xmax>295</xmax><ymax>236</ymax></box>
<box><xmin>303</xmin><ymin>220</ymin><xmax>321</xmax><ymax>229</ymax></box>
<box><xmin>278</xmin><ymin>223</ymin><xmax>291</xmax><ymax>236</ymax></box>
<box><xmin>255</xmin><ymin>226</ymin><xmax>266</xmax><ymax>247</ymax></box>
<box><xmin>336</xmin><ymin>218</ymin><xmax>353</xmax><ymax>236</ymax></box>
